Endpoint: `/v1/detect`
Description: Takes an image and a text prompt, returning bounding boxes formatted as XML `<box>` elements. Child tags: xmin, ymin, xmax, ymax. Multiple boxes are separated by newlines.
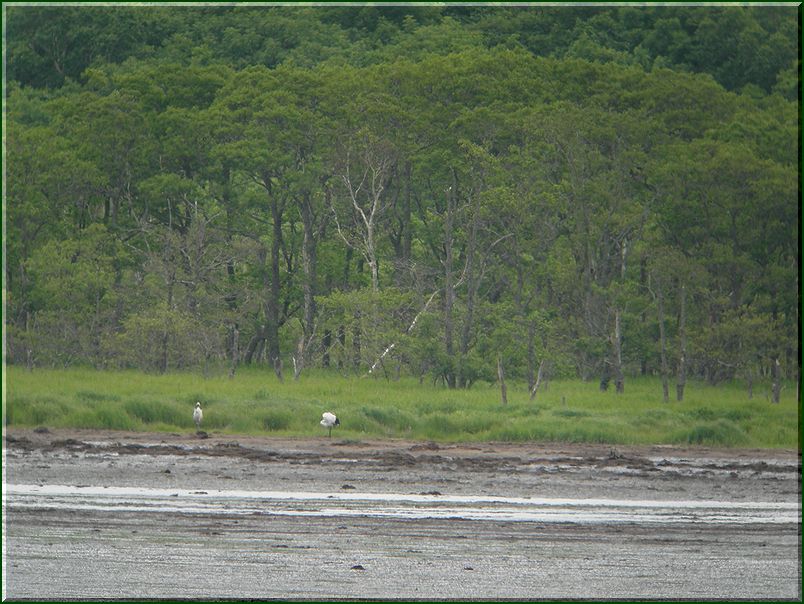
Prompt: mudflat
<box><xmin>4</xmin><ymin>429</ymin><xmax>801</xmax><ymax>600</ymax></box>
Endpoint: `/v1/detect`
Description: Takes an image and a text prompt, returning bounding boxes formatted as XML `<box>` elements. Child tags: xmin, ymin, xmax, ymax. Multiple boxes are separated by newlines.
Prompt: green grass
<box><xmin>3</xmin><ymin>366</ymin><xmax>800</xmax><ymax>448</ymax></box>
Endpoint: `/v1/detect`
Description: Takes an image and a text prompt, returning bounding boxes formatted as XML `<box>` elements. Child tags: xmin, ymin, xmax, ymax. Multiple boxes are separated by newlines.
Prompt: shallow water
<box><xmin>8</xmin><ymin>483</ymin><xmax>799</xmax><ymax>525</ymax></box>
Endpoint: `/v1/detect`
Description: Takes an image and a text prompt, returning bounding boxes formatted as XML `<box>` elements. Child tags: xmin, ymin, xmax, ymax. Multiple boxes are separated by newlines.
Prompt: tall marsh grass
<box><xmin>3</xmin><ymin>366</ymin><xmax>799</xmax><ymax>448</ymax></box>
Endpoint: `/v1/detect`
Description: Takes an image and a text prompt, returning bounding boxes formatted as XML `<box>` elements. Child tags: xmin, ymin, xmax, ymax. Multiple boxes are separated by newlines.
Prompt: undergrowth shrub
<box><xmin>261</xmin><ymin>409</ymin><xmax>293</xmax><ymax>431</ymax></box>
<box><xmin>7</xmin><ymin>396</ymin><xmax>66</xmax><ymax>426</ymax></box>
<box><xmin>361</xmin><ymin>406</ymin><xmax>416</xmax><ymax>432</ymax></box>
<box><xmin>674</xmin><ymin>419</ymin><xmax>749</xmax><ymax>447</ymax></box>
<box><xmin>66</xmin><ymin>404</ymin><xmax>139</xmax><ymax>430</ymax></box>
<box><xmin>421</xmin><ymin>413</ymin><xmax>457</xmax><ymax>438</ymax></box>
<box><xmin>124</xmin><ymin>399</ymin><xmax>186</xmax><ymax>426</ymax></box>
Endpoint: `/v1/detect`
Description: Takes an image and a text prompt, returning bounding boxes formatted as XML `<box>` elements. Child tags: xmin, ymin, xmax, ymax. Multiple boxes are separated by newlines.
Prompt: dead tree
<box><xmin>529</xmin><ymin>359</ymin><xmax>546</xmax><ymax>401</ymax></box>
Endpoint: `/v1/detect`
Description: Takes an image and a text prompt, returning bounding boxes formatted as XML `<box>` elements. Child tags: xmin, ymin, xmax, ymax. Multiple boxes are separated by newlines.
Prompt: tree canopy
<box><xmin>4</xmin><ymin>4</ymin><xmax>799</xmax><ymax>396</ymax></box>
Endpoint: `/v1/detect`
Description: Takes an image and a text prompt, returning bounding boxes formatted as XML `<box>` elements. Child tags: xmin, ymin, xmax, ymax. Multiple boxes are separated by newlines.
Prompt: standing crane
<box><xmin>320</xmin><ymin>412</ymin><xmax>340</xmax><ymax>437</ymax></box>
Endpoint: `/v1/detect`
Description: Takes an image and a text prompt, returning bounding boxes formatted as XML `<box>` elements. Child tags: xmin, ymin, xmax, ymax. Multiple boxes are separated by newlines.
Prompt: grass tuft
<box><xmin>260</xmin><ymin>410</ymin><xmax>293</xmax><ymax>431</ymax></box>
<box><xmin>673</xmin><ymin>419</ymin><xmax>750</xmax><ymax>447</ymax></box>
<box><xmin>124</xmin><ymin>399</ymin><xmax>186</xmax><ymax>426</ymax></box>
<box><xmin>76</xmin><ymin>390</ymin><xmax>121</xmax><ymax>403</ymax></box>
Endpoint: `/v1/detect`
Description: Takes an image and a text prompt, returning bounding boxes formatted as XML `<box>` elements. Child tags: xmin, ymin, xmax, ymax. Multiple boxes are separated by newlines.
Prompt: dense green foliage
<box><xmin>5</xmin><ymin>6</ymin><xmax>799</xmax><ymax>401</ymax></box>
<box><xmin>6</xmin><ymin>367</ymin><xmax>799</xmax><ymax>447</ymax></box>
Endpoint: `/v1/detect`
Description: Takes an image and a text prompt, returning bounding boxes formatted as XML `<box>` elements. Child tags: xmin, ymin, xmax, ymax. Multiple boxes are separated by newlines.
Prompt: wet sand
<box><xmin>3</xmin><ymin>429</ymin><xmax>801</xmax><ymax>600</ymax></box>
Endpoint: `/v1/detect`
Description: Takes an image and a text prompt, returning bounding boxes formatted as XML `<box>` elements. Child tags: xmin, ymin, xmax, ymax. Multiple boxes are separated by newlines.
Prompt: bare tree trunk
<box><xmin>676</xmin><ymin>283</ymin><xmax>687</xmax><ymax>402</ymax></box>
<box><xmin>369</xmin><ymin>289</ymin><xmax>439</xmax><ymax>376</ymax></box>
<box><xmin>352</xmin><ymin>310</ymin><xmax>361</xmax><ymax>371</ymax></box>
<box><xmin>160</xmin><ymin>329</ymin><xmax>169</xmax><ymax>374</ymax></box>
<box><xmin>368</xmin><ymin>257</ymin><xmax>379</xmax><ymax>293</ymax></box>
<box><xmin>526</xmin><ymin>322</ymin><xmax>536</xmax><ymax>392</ymax></box>
<box><xmin>771</xmin><ymin>358</ymin><xmax>781</xmax><ymax>403</ymax></box>
<box><xmin>613</xmin><ymin>309</ymin><xmax>625</xmax><ymax>393</ymax></box>
<box><xmin>333</xmin><ymin>143</ymin><xmax>392</xmax><ymax>294</ymax></box>
<box><xmin>292</xmin><ymin>334</ymin><xmax>304</xmax><ymax>381</ymax></box>
<box><xmin>529</xmin><ymin>359</ymin><xmax>546</xmax><ymax>401</ymax></box>
<box><xmin>497</xmin><ymin>355</ymin><xmax>508</xmax><ymax>406</ymax></box>
<box><xmin>656</xmin><ymin>282</ymin><xmax>669</xmax><ymax>403</ymax></box>
<box><xmin>228</xmin><ymin>323</ymin><xmax>239</xmax><ymax>379</ymax></box>
<box><xmin>255</xmin><ymin>338</ymin><xmax>265</xmax><ymax>364</ymax></box>
<box><xmin>24</xmin><ymin>310</ymin><xmax>34</xmax><ymax>371</ymax></box>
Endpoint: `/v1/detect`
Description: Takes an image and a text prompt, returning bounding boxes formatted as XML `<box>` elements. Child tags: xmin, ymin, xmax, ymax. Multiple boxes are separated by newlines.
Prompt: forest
<box><xmin>4</xmin><ymin>4</ymin><xmax>800</xmax><ymax>401</ymax></box>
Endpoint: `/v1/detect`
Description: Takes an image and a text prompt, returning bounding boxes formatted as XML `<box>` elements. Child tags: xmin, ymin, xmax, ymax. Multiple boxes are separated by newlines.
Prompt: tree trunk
<box><xmin>656</xmin><ymin>282</ymin><xmax>669</xmax><ymax>403</ymax></box>
<box><xmin>529</xmin><ymin>359</ymin><xmax>546</xmax><ymax>401</ymax></box>
<box><xmin>223</xmin><ymin>169</ymin><xmax>240</xmax><ymax>373</ymax></box>
<box><xmin>160</xmin><ymin>276</ymin><xmax>174</xmax><ymax>374</ymax></box>
<box><xmin>337</xmin><ymin>325</ymin><xmax>345</xmax><ymax>369</ymax></box>
<box><xmin>298</xmin><ymin>192</ymin><xmax>319</xmax><ymax>379</ymax></box>
<box><xmin>771</xmin><ymin>358</ymin><xmax>781</xmax><ymax>403</ymax></box>
<box><xmin>293</xmin><ymin>334</ymin><xmax>304</xmax><ymax>381</ymax></box>
<box><xmin>273</xmin><ymin>356</ymin><xmax>284</xmax><ymax>383</ymax></box>
<box><xmin>368</xmin><ymin>255</ymin><xmax>379</xmax><ymax>293</ymax></box>
<box><xmin>443</xmin><ymin>177</ymin><xmax>456</xmax><ymax>389</ymax></box>
<box><xmin>368</xmin><ymin>289</ymin><xmax>438</xmax><ymax>377</ymax></box>
<box><xmin>613</xmin><ymin>309</ymin><xmax>625</xmax><ymax>393</ymax></box>
<box><xmin>497</xmin><ymin>355</ymin><xmax>508</xmax><ymax>406</ymax></box>
<box><xmin>267</xmin><ymin>196</ymin><xmax>284</xmax><ymax>381</ymax></box>
<box><xmin>228</xmin><ymin>323</ymin><xmax>239</xmax><ymax>379</ymax></box>
<box><xmin>352</xmin><ymin>310</ymin><xmax>361</xmax><ymax>371</ymax></box>
<box><xmin>676</xmin><ymin>283</ymin><xmax>687</xmax><ymax>402</ymax></box>
<box><xmin>402</xmin><ymin>162</ymin><xmax>413</xmax><ymax>265</ymax></box>
<box><xmin>612</xmin><ymin>237</ymin><xmax>627</xmax><ymax>394</ymax></box>
<box><xmin>243</xmin><ymin>324</ymin><xmax>270</xmax><ymax>366</ymax></box>
<box><xmin>458</xmin><ymin>186</ymin><xmax>481</xmax><ymax>388</ymax></box>
<box><xmin>160</xmin><ymin>329</ymin><xmax>169</xmax><ymax>374</ymax></box>
<box><xmin>600</xmin><ymin>362</ymin><xmax>611</xmax><ymax>391</ymax></box>
<box><xmin>24</xmin><ymin>310</ymin><xmax>34</xmax><ymax>371</ymax></box>
<box><xmin>526</xmin><ymin>322</ymin><xmax>536</xmax><ymax>392</ymax></box>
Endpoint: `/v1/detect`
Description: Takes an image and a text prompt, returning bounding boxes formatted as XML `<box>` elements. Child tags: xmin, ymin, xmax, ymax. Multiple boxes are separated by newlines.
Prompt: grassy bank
<box><xmin>4</xmin><ymin>366</ymin><xmax>800</xmax><ymax>448</ymax></box>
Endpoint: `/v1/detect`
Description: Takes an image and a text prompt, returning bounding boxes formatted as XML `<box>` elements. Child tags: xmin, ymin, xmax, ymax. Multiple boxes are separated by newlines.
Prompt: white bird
<box><xmin>193</xmin><ymin>402</ymin><xmax>203</xmax><ymax>431</ymax></box>
<box><xmin>320</xmin><ymin>412</ymin><xmax>340</xmax><ymax>437</ymax></box>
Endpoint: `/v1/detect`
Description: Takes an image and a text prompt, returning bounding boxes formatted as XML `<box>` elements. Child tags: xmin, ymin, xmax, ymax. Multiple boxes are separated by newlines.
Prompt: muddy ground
<box><xmin>3</xmin><ymin>428</ymin><xmax>802</xmax><ymax>600</ymax></box>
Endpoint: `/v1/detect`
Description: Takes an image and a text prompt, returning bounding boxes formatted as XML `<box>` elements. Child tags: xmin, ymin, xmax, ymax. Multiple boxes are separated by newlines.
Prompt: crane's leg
<box><xmin>328</xmin><ymin>426</ymin><xmax>332</xmax><ymax>437</ymax></box>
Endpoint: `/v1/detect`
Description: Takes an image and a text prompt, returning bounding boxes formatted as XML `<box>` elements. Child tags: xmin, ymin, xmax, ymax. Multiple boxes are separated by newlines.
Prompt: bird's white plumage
<box><xmin>320</xmin><ymin>411</ymin><xmax>339</xmax><ymax>437</ymax></box>
<box><xmin>320</xmin><ymin>412</ymin><xmax>338</xmax><ymax>427</ymax></box>
<box><xmin>193</xmin><ymin>402</ymin><xmax>203</xmax><ymax>430</ymax></box>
